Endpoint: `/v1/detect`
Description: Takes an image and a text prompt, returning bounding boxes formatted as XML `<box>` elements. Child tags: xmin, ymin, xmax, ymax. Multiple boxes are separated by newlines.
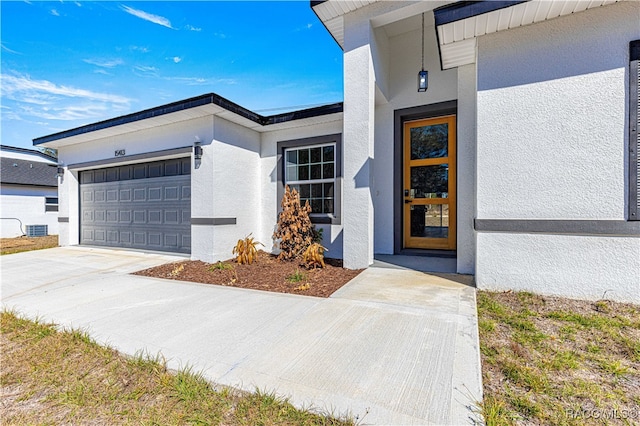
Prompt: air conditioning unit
<box><xmin>26</xmin><ymin>225</ymin><xmax>48</xmax><ymax>237</ymax></box>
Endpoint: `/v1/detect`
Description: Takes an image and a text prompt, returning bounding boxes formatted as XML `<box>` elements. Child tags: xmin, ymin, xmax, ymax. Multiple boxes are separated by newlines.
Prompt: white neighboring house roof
<box><xmin>33</xmin><ymin>93</ymin><xmax>343</xmax><ymax>148</ymax></box>
<box><xmin>1</xmin><ymin>145</ymin><xmax>57</xmax><ymax>163</ymax></box>
<box><xmin>312</xmin><ymin>0</ymin><xmax>621</xmax><ymax>69</ymax></box>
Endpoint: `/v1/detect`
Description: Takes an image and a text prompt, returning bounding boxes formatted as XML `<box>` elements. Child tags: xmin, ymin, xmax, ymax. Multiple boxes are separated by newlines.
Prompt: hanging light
<box><xmin>418</xmin><ymin>12</ymin><xmax>428</xmax><ymax>92</ymax></box>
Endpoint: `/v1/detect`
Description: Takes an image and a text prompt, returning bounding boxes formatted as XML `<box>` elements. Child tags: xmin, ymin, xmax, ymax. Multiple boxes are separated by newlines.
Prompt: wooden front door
<box><xmin>403</xmin><ymin>115</ymin><xmax>456</xmax><ymax>250</ymax></box>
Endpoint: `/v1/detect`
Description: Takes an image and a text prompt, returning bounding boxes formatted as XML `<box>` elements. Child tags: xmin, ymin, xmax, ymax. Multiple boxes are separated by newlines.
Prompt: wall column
<box><xmin>342</xmin><ymin>15</ymin><xmax>376</xmax><ymax>269</ymax></box>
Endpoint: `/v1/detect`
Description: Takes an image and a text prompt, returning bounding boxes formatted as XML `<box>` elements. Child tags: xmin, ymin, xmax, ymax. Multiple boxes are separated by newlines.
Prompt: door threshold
<box><xmin>398</xmin><ymin>249</ymin><xmax>456</xmax><ymax>258</ymax></box>
<box><xmin>374</xmin><ymin>253</ymin><xmax>457</xmax><ymax>274</ymax></box>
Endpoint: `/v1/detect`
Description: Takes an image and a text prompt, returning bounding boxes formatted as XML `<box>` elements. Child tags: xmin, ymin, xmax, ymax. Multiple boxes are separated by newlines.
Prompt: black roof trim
<box><xmin>631</xmin><ymin>39</ymin><xmax>640</xmax><ymax>62</ymax></box>
<box><xmin>0</xmin><ymin>144</ymin><xmax>57</xmax><ymax>161</ymax></box>
<box><xmin>310</xmin><ymin>0</ymin><xmax>327</xmax><ymax>7</ymax></box>
<box><xmin>267</xmin><ymin>102</ymin><xmax>343</xmax><ymax>125</ymax></box>
<box><xmin>434</xmin><ymin>1</ymin><xmax>530</xmax><ymax>26</ymax></box>
<box><xmin>33</xmin><ymin>92</ymin><xmax>343</xmax><ymax>145</ymax></box>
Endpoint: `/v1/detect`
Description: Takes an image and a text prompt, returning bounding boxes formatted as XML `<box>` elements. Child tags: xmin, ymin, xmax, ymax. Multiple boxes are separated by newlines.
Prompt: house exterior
<box><xmin>34</xmin><ymin>0</ymin><xmax>639</xmax><ymax>303</ymax></box>
<box><xmin>0</xmin><ymin>145</ymin><xmax>59</xmax><ymax>238</ymax></box>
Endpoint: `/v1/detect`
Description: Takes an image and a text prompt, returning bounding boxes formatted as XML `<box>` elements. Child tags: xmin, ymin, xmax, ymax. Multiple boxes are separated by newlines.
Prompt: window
<box><xmin>277</xmin><ymin>134</ymin><xmax>341</xmax><ymax>224</ymax></box>
<box><xmin>45</xmin><ymin>197</ymin><xmax>58</xmax><ymax>212</ymax></box>
<box><xmin>630</xmin><ymin>39</ymin><xmax>639</xmax><ymax>221</ymax></box>
<box><xmin>285</xmin><ymin>144</ymin><xmax>335</xmax><ymax>215</ymax></box>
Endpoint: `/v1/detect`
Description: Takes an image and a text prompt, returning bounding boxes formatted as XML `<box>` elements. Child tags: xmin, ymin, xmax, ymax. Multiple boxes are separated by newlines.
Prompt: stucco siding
<box><xmin>206</xmin><ymin>116</ymin><xmax>261</xmax><ymax>263</ymax></box>
<box><xmin>477</xmin><ymin>232</ymin><xmax>640</xmax><ymax>304</ymax></box>
<box><xmin>475</xmin><ymin>2</ymin><xmax>640</xmax><ymax>300</ymax></box>
<box><xmin>0</xmin><ymin>186</ymin><xmax>59</xmax><ymax>238</ymax></box>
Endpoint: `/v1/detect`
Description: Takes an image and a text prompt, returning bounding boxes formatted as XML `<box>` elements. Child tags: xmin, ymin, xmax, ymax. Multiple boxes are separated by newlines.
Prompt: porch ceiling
<box><xmin>312</xmin><ymin>0</ymin><xmax>621</xmax><ymax>69</ymax></box>
<box><xmin>436</xmin><ymin>0</ymin><xmax>621</xmax><ymax>69</ymax></box>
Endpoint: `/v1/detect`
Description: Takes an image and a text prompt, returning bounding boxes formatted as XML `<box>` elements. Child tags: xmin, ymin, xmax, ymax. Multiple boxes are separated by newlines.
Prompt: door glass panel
<box><xmin>411</xmin><ymin>164</ymin><xmax>448</xmax><ymax>198</ymax></box>
<box><xmin>410</xmin><ymin>124</ymin><xmax>448</xmax><ymax>160</ymax></box>
<box><xmin>410</xmin><ymin>204</ymin><xmax>449</xmax><ymax>238</ymax></box>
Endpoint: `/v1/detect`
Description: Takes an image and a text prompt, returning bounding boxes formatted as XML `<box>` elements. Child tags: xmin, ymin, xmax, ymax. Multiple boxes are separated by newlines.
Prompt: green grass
<box><xmin>286</xmin><ymin>268</ymin><xmax>308</xmax><ymax>283</ymax></box>
<box><xmin>1</xmin><ymin>310</ymin><xmax>354</xmax><ymax>425</ymax></box>
<box><xmin>477</xmin><ymin>291</ymin><xmax>640</xmax><ymax>426</ymax></box>
<box><xmin>209</xmin><ymin>261</ymin><xmax>234</xmax><ymax>271</ymax></box>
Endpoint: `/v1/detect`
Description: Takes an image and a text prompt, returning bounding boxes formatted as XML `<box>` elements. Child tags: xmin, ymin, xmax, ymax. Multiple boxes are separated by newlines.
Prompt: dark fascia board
<box><xmin>33</xmin><ymin>92</ymin><xmax>343</xmax><ymax>146</ymax></box>
<box><xmin>631</xmin><ymin>39</ymin><xmax>640</xmax><ymax>61</ymax></box>
<box><xmin>267</xmin><ymin>102</ymin><xmax>343</xmax><ymax>125</ymax></box>
<box><xmin>434</xmin><ymin>1</ymin><xmax>530</xmax><ymax>26</ymax></box>
<box><xmin>0</xmin><ymin>144</ymin><xmax>57</xmax><ymax>162</ymax></box>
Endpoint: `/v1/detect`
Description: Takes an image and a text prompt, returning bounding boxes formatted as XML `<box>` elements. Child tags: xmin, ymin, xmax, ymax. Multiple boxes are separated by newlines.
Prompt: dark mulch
<box><xmin>133</xmin><ymin>250</ymin><xmax>363</xmax><ymax>298</ymax></box>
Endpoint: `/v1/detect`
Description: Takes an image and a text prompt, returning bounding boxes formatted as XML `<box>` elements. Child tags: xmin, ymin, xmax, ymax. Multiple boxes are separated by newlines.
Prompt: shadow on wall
<box><xmin>353</xmin><ymin>157</ymin><xmax>374</xmax><ymax>189</ymax></box>
<box><xmin>324</xmin><ymin>228</ymin><xmax>343</xmax><ymax>260</ymax></box>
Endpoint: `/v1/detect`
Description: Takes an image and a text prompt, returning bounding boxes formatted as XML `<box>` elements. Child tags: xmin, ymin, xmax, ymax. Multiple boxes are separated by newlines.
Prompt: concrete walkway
<box><xmin>1</xmin><ymin>247</ymin><xmax>483</xmax><ymax>425</ymax></box>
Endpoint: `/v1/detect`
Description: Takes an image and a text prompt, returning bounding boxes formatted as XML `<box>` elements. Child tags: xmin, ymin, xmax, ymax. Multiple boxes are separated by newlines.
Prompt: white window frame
<box><xmin>284</xmin><ymin>142</ymin><xmax>336</xmax><ymax>218</ymax></box>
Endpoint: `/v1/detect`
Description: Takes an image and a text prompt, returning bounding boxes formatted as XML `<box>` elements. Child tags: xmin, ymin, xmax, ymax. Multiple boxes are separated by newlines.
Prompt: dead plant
<box><xmin>303</xmin><ymin>243</ymin><xmax>327</xmax><ymax>269</ymax></box>
<box><xmin>273</xmin><ymin>185</ymin><xmax>315</xmax><ymax>261</ymax></box>
<box><xmin>232</xmin><ymin>234</ymin><xmax>263</xmax><ymax>265</ymax></box>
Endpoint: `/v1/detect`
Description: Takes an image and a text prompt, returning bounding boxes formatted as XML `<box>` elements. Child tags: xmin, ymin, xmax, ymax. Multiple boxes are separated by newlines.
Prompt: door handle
<box><xmin>404</xmin><ymin>199</ymin><xmax>412</xmax><ymax>204</ymax></box>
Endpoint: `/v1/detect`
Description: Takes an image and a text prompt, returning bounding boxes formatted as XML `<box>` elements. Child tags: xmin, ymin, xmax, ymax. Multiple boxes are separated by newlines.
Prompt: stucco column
<box><xmin>456</xmin><ymin>63</ymin><xmax>477</xmax><ymax>274</ymax></box>
<box><xmin>342</xmin><ymin>16</ymin><xmax>376</xmax><ymax>270</ymax></box>
<box><xmin>190</xmin><ymin>118</ymin><xmax>216</xmax><ymax>263</ymax></box>
<box><xmin>56</xmin><ymin>158</ymin><xmax>79</xmax><ymax>246</ymax></box>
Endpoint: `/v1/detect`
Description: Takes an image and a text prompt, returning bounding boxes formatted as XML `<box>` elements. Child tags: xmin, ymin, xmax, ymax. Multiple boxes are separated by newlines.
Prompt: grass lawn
<box><xmin>0</xmin><ymin>235</ymin><xmax>58</xmax><ymax>255</ymax></box>
<box><xmin>477</xmin><ymin>291</ymin><xmax>640</xmax><ymax>425</ymax></box>
<box><xmin>0</xmin><ymin>310</ymin><xmax>354</xmax><ymax>425</ymax></box>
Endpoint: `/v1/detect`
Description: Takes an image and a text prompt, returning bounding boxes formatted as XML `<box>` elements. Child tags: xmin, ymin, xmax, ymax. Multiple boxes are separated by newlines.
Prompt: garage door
<box><xmin>79</xmin><ymin>158</ymin><xmax>191</xmax><ymax>254</ymax></box>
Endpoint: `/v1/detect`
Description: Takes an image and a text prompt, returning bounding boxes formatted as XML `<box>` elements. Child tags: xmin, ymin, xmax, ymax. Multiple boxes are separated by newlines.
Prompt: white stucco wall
<box><xmin>0</xmin><ymin>185</ymin><xmax>59</xmax><ymax>238</ymax></box>
<box><xmin>206</xmin><ymin>116</ymin><xmax>261</xmax><ymax>263</ymax></box>
<box><xmin>342</xmin><ymin>11</ymin><xmax>376</xmax><ymax>269</ymax></box>
<box><xmin>456</xmin><ymin>63</ymin><xmax>477</xmax><ymax>274</ymax></box>
<box><xmin>1</xmin><ymin>148</ymin><xmax>59</xmax><ymax>238</ymax></box>
<box><xmin>475</xmin><ymin>2</ymin><xmax>640</xmax><ymax>302</ymax></box>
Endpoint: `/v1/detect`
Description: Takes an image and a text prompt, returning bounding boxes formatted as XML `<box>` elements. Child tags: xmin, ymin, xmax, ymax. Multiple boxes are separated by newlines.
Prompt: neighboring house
<box><xmin>34</xmin><ymin>1</ymin><xmax>639</xmax><ymax>303</ymax></box>
<box><xmin>0</xmin><ymin>145</ymin><xmax>59</xmax><ymax>238</ymax></box>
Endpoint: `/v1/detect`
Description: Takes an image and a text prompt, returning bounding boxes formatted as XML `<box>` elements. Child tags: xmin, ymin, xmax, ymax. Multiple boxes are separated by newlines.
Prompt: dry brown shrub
<box><xmin>273</xmin><ymin>185</ymin><xmax>314</xmax><ymax>261</ymax></box>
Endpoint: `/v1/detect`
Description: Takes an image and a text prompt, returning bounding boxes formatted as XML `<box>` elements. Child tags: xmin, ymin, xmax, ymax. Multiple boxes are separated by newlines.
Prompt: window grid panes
<box><xmin>285</xmin><ymin>144</ymin><xmax>335</xmax><ymax>215</ymax></box>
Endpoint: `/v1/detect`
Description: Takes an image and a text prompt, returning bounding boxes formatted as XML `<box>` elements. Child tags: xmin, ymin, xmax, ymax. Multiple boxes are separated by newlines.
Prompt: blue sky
<box><xmin>1</xmin><ymin>1</ymin><xmax>343</xmax><ymax>150</ymax></box>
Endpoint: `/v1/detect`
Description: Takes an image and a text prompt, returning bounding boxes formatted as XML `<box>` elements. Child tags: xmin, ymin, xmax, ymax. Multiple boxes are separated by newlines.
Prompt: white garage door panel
<box><xmin>79</xmin><ymin>159</ymin><xmax>191</xmax><ymax>254</ymax></box>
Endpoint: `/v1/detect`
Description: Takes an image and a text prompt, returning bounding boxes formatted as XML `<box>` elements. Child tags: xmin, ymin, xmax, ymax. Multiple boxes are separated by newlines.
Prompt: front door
<box><xmin>403</xmin><ymin>115</ymin><xmax>456</xmax><ymax>250</ymax></box>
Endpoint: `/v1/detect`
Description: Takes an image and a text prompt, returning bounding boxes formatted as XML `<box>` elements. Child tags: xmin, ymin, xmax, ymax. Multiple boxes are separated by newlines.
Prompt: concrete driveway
<box><xmin>1</xmin><ymin>246</ymin><xmax>482</xmax><ymax>425</ymax></box>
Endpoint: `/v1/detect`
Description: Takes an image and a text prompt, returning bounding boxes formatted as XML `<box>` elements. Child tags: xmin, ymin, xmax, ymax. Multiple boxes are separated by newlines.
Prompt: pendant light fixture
<box><xmin>418</xmin><ymin>12</ymin><xmax>428</xmax><ymax>92</ymax></box>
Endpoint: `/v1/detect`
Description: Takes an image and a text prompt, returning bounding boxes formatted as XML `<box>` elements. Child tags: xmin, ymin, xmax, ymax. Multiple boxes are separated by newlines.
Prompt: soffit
<box><xmin>312</xmin><ymin>0</ymin><xmax>379</xmax><ymax>47</ymax></box>
<box><xmin>437</xmin><ymin>0</ymin><xmax>621</xmax><ymax>69</ymax></box>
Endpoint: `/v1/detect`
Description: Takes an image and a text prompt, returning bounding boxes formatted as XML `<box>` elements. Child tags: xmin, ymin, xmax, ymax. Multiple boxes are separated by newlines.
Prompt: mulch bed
<box><xmin>133</xmin><ymin>250</ymin><xmax>363</xmax><ymax>298</ymax></box>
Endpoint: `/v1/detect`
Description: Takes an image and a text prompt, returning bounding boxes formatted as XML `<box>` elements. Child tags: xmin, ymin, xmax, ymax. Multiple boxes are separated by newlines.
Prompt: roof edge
<box><xmin>33</xmin><ymin>92</ymin><xmax>343</xmax><ymax>146</ymax></box>
<box><xmin>434</xmin><ymin>0</ymin><xmax>530</xmax><ymax>26</ymax></box>
<box><xmin>1</xmin><ymin>144</ymin><xmax>57</xmax><ymax>161</ymax></box>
